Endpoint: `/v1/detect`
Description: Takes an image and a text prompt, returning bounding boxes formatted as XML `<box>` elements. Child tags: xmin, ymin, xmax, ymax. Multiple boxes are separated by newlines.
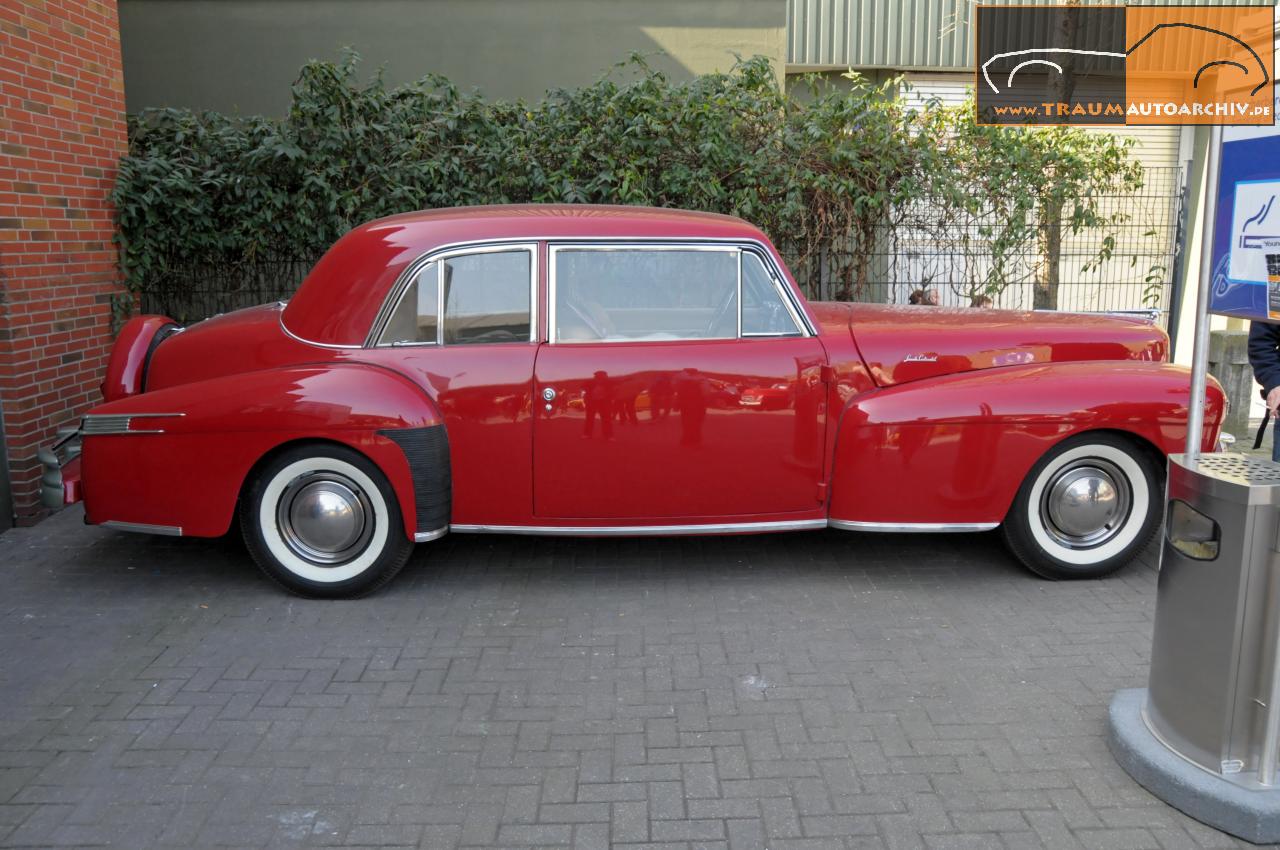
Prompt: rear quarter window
<box><xmin>378</xmin><ymin>247</ymin><xmax>533</xmax><ymax>346</ymax></box>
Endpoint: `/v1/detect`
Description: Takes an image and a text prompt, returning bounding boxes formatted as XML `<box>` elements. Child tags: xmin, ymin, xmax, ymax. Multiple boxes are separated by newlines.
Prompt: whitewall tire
<box><xmin>1001</xmin><ymin>433</ymin><xmax>1161</xmax><ymax>580</ymax></box>
<box><xmin>241</xmin><ymin>444</ymin><xmax>415</xmax><ymax>597</ymax></box>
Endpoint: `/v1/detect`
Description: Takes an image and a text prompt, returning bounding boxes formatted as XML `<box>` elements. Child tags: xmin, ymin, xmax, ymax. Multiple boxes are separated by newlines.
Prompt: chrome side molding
<box><xmin>449</xmin><ymin>519</ymin><xmax>828</xmax><ymax>537</ymax></box>
<box><xmin>102</xmin><ymin>520</ymin><xmax>183</xmax><ymax>536</ymax></box>
<box><xmin>81</xmin><ymin>412</ymin><xmax>185</xmax><ymax>435</ymax></box>
<box><xmin>414</xmin><ymin>526</ymin><xmax>450</xmax><ymax>543</ymax></box>
<box><xmin>436</xmin><ymin>519</ymin><xmax>998</xmax><ymax>537</ymax></box>
<box><xmin>828</xmin><ymin>519</ymin><xmax>999</xmax><ymax>533</ymax></box>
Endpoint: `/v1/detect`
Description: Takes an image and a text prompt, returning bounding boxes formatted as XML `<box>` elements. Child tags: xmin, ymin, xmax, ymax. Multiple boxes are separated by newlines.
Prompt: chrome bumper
<box><xmin>37</xmin><ymin>428</ymin><xmax>81</xmax><ymax>509</ymax></box>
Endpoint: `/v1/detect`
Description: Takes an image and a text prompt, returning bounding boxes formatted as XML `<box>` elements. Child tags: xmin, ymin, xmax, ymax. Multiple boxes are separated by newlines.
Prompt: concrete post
<box><xmin>1208</xmin><ymin>329</ymin><xmax>1253</xmax><ymax>442</ymax></box>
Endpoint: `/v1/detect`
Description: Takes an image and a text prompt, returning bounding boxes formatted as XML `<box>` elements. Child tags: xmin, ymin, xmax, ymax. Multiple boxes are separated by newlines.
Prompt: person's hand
<box><xmin>1268</xmin><ymin>386</ymin><xmax>1280</xmax><ymax>415</ymax></box>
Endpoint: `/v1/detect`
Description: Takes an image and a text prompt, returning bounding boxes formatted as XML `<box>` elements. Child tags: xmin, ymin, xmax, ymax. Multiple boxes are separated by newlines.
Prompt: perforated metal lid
<box><xmin>1192</xmin><ymin>453</ymin><xmax>1280</xmax><ymax>485</ymax></box>
<box><xmin>1171</xmin><ymin>453</ymin><xmax>1280</xmax><ymax>505</ymax></box>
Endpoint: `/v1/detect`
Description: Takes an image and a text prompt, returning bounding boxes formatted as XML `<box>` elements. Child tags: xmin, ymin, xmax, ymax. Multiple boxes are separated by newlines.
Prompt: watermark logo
<box><xmin>976</xmin><ymin>5</ymin><xmax>1274</xmax><ymax>126</ymax></box>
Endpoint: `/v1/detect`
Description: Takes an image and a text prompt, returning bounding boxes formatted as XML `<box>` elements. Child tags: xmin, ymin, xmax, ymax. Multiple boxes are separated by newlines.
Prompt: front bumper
<box><xmin>37</xmin><ymin>428</ymin><xmax>82</xmax><ymax>509</ymax></box>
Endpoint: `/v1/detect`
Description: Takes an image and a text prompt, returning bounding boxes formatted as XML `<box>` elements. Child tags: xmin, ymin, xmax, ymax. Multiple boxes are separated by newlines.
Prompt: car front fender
<box><xmin>828</xmin><ymin>361</ymin><xmax>1224</xmax><ymax>526</ymax></box>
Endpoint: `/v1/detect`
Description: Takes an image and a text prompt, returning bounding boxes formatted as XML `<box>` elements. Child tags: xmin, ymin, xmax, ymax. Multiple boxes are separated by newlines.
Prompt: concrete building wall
<box><xmin>0</xmin><ymin>0</ymin><xmax>129</xmax><ymax>524</ymax></box>
<box><xmin>118</xmin><ymin>0</ymin><xmax>787</xmax><ymax>115</ymax></box>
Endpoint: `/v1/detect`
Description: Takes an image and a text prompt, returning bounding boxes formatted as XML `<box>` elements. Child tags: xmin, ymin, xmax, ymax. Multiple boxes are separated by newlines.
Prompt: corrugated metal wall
<box><xmin>787</xmin><ymin>0</ymin><xmax>1274</xmax><ymax>70</ymax></box>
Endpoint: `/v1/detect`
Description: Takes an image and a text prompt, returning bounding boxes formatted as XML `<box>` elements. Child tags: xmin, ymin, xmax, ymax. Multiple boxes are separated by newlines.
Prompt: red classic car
<box><xmin>50</xmin><ymin>205</ymin><xmax>1224</xmax><ymax>597</ymax></box>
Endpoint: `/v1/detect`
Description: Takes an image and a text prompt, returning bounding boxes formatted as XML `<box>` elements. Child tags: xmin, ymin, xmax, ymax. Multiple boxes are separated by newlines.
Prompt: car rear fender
<box><xmin>828</xmin><ymin>361</ymin><xmax>1224</xmax><ymax>526</ymax></box>
<box><xmin>102</xmin><ymin>316</ymin><xmax>180</xmax><ymax>401</ymax></box>
<box><xmin>79</xmin><ymin>362</ymin><xmax>447</xmax><ymax>540</ymax></box>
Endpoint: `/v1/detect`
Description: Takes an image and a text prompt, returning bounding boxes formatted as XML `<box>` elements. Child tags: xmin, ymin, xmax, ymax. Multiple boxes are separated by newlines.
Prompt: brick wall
<box><xmin>0</xmin><ymin>0</ymin><xmax>127</xmax><ymax>524</ymax></box>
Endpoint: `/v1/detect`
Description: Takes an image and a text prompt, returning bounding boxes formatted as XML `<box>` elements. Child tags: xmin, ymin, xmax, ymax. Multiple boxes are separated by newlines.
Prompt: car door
<box><xmin>363</xmin><ymin>242</ymin><xmax>540</xmax><ymax>526</ymax></box>
<box><xmin>532</xmin><ymin>243</ymin><xmax>827</xmax><ymax>521</ymax></box>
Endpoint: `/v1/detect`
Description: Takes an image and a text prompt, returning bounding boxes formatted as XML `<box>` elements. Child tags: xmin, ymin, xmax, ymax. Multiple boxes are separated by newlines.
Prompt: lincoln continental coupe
<box><xmin>50</xmin><ymin>205</ymin><xmax>1224</xmax><ymax>597</ymax></box>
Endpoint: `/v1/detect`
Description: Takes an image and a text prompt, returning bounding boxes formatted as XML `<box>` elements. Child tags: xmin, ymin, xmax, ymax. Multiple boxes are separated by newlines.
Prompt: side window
<box><xmin>741</xmin><ymin>252</ymin><xmax>802</xmax><ymax>336</ymax></box>
<box><xmin>553</xmin><ymin>248</ymin><xmax>737</xmax><ymax>342</ymax></box>
<box><xmin>379</xmin><ymin>261</ymin><xmax>439</xmax><ymax>345</ymax></box>
<box><xmin>442</xmin><ymin>250</ymin><xmax>532</xmax><ymax>345</ymax></box>
<box><xmin>377</xmin><ymin>249</ymin><xmax>532</xmax><ymax>346</ymax></box>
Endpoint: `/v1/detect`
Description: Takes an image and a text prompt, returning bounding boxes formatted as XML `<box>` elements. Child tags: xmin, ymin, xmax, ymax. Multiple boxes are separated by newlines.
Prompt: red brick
<box><xmin>0</xmin><ymin>0</ymin><xmax>124</xmax><ymax>520</ymax></box>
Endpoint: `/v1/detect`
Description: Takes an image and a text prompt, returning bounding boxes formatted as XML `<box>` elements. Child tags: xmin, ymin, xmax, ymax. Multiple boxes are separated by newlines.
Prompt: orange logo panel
<box><xmin>1126</xmin><ymin>7</ymin><xmax>1274</xmax><ymax>125</ymax></box>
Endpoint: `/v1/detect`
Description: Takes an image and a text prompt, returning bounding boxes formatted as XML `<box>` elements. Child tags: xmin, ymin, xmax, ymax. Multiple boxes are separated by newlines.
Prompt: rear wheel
<box><xmin>241</xmin><ymin>444</ymin><xmax>414</xmax><ymax>598</ymax></box>
<box><xmin>1001</xmin><ymin>433</ymin><xmax>1161</xmax><ymax>580</ymax></box>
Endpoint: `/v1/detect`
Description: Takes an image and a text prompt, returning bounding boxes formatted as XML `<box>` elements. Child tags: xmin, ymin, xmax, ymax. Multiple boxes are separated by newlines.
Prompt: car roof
<box><xmin>281</xmin><ymin>204</ymin><xmax>771</xmax><ymax>346</ymax></box>
<box><xmin>377</xmin><ymin>203</ymin><xmax>753</xmax><ymax>229</ymax></box>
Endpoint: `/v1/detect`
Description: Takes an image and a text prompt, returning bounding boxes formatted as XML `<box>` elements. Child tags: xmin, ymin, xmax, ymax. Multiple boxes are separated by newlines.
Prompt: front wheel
<box><xmin>241</xmin><ymin>444</ymin><xmax>415</xmax><ymax>598</ymax></box>
<box><xmin>1001</xmin><ymin>433</ymin><xmax>1161</xmax><ymax>580</ymax></box>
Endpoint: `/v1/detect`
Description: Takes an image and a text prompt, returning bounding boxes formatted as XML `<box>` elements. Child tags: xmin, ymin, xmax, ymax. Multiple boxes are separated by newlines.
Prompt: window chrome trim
<box><xmin>81</xmin><ymin>412</ymin><xmax>185</xmax><ymax>436</ymax></box>
<box><xmin>102</xmin><ymin>520</ymin><xmax>183</xmax><ymax>536</ymax></box>
<box><xmin>377</xmin><ymin>258</ymin><xmax>444</xmax><ymax>348</ymax></box>
<box><xmin>280</xmin><ymin>315</ymin><xmax>366</xmax><ymax>350</ymax></box>
<box><xmin>364</xmin><ymin>236</ymin><xmax>815</xmax><ymax>347</ymax></box>
<box><xmin>828</xmin><ymin>519</ymin><xmax>999</xmax><ymax>533</ymax></box>
<box><xmin>740</xmin><ymin>249</ymin><xmax>806</xmax><ymax>338</ymax></box>
<box><xmin>368</xmin><ymin>242</ymin><xmax>539</xmax><ymax>348</ymax></box>
<box><xmin>450</xmin><ymin>519</ymin><xmax>828</xmax><ymax>536</ymax></box>
<box><xmin>736</xmin><ymin>249</ymin><xmax>743</xmax><ymax>338</ymax></box>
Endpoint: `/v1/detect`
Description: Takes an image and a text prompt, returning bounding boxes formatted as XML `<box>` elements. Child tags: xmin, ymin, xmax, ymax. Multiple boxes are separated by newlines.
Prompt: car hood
<box><xmin>809</xmin><ymin>302</ymin><xmax>1169</xmax><ymax>387</ymax></box>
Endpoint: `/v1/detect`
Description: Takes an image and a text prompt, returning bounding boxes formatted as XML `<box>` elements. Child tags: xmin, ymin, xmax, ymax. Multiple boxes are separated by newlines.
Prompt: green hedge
<box><xmin>112</xmin><ymin>52</ymin><xmax>1143</xmax><ymax>314</ymax></box>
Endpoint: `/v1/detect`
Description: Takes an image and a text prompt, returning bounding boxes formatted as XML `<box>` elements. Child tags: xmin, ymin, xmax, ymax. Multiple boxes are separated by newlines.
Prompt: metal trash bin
<box><xmin>1146</xmin><ymin>451</ymin><xmax>1280</xmax><ymax>785</ymax></box>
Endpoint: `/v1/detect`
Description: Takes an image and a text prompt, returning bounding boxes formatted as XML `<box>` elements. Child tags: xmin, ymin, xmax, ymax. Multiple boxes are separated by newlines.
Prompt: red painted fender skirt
<box><xmin>828</xmin><ymin>361</ymin><xmax>1225</xmax><ymax>526</ymax></box>
<box><xmin>80</xmin><ymin>363</ymin><xmax>444</xmax><ymax>538</ymax></box>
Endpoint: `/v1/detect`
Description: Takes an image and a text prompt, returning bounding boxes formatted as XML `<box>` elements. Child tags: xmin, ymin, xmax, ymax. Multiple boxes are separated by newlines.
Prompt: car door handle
<box><xmin>542</xmin><ymin>387</ymin><xmax>556</xmax><ymax>402</ymax></box>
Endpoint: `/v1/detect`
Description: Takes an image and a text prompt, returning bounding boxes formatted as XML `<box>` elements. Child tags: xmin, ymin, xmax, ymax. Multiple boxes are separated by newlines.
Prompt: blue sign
<box><xmin>1208</xmin><ymin>125</ymin><xmax>1280</xmax><ymax>321</ymax></box>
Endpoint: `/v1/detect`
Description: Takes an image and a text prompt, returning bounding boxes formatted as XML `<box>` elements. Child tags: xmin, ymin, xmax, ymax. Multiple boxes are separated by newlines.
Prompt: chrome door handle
<box><xmin>542</xmin><ymin>387</ymin><xmax>556</xmax><ymax>401</ymax></box>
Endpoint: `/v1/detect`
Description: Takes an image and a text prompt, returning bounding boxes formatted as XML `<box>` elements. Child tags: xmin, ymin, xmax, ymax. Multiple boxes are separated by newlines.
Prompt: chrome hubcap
<box><xmin>276</xmin><ymin>472</ymin><xmax>374</xmax><ymax>565</ymax></box>
<box><xmin>1040</xmin><ymin>459</ymin><xmax>1131</xmax><ymax>549</ymax></box>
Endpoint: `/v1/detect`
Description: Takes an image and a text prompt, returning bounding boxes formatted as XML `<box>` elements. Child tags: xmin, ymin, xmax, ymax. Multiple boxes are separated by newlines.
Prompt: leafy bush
<box><xmin>113</xmin><ymin>52</ymin><xmax>1143</xmax><ymax>316</ymax></box>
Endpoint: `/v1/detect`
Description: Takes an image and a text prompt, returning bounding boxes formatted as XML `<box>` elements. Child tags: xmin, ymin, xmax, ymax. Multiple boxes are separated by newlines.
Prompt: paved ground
<box><xmin>0</xmin><ymin>507</ymin><xmax>1265</xmax><ymax>850</ymax></box>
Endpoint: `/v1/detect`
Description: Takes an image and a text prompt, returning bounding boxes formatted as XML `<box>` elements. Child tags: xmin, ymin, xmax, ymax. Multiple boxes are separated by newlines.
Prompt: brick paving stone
<box><xmin>0</xmin><ymin>506</ymin><xmax>1271</xmax><ymax>848</ymax></box>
